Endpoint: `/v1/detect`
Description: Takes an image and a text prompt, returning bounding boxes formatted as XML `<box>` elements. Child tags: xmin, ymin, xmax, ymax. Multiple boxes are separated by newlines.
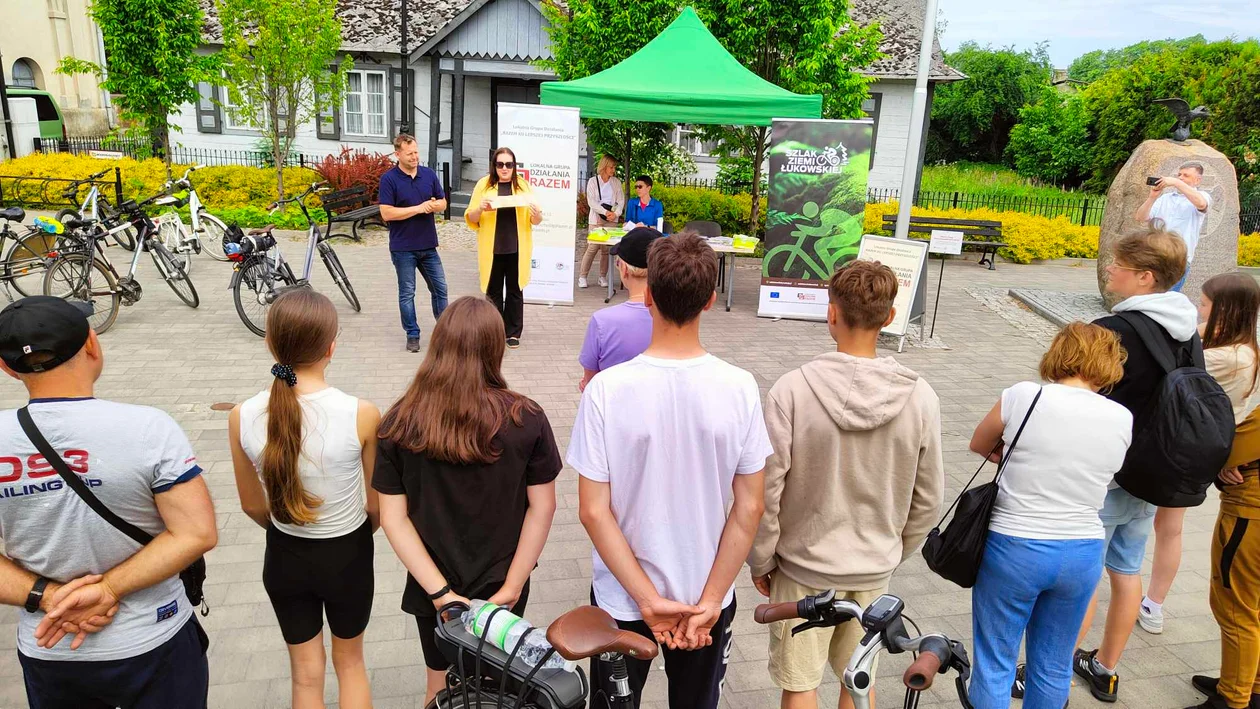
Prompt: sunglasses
<box><xmin>495</xmin><ymin>161</ymin><xmax>515</xmax><ymax>169</ymax></box>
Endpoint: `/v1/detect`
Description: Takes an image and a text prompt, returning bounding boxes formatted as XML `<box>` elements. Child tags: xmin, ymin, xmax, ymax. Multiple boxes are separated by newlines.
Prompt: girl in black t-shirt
<box><xmin>372</xmin><ymin>296</ymin><xmax>561</xmax><ymax>704</ymax></box>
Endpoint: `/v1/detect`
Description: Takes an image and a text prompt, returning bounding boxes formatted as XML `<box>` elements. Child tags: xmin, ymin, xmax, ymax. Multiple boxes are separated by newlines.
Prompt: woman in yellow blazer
<box><xmin>465</xmin><ymin>147</ymin><xmax>543</xmax><ymax>349</ymax></box>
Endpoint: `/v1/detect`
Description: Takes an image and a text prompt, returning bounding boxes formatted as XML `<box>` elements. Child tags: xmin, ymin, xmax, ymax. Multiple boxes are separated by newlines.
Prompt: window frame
<box><xmin>342</xmin><ymin>68</ymin><xmax>389</xmax><ymax>139</ymax></box>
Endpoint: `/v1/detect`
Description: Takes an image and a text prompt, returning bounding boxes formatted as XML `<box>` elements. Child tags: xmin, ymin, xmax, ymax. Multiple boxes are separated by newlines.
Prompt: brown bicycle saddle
<box><xmin>248</xmin><ymin>225</ymin><xmax>277</xmax><ymax>236</ymax></box>
<box><xmin>545</xmin><ymin>606</ymin><xmax>659</xmax><ymax>662</ymax></box>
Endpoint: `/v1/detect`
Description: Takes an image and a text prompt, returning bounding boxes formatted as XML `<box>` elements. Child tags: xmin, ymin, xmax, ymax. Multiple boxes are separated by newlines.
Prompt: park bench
<box><xmin>318</xmin><ymin>185</ymin><xmax>385</xmax><ymax>242</ymax></box>
<box><xmin>881</xmin><ymin>214</ymin><xmax>1008</xmax><ymax>270</ymax></box>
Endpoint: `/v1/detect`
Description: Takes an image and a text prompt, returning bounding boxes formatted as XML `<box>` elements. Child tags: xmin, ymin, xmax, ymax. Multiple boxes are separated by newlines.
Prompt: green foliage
<box><xmin>1005</xmin><ymin>88</ymin><xmax>1094</xmax><ymax>187</ymax></box>
<box><xmin>715</xmin><ymin>155</ymin><xmax>765</xmax><ymax>195</ymax></box>
<box><xmin>1068</xmin><ymin>35</ymin><xmax>1207</xmax><ymax>84</ymax></box>
<box><xmin>652</xmin><ymin>185</ymin><xmax>767</xmax><ymax>236</ymax></box>
<box><xmin>629</xmin><ymin>138</ymin><xmax>696</xmax><ymax>184</ymax></box>
<box><xmin>927</xmin><ymin>42</ymin><xmax>1053</xmax><ymax>165</ymax></box>
<box><xmin>216</xmin><ymin>0</ymin><xmax>349</xmax><ymax>198</ymax></box>
<box><xmin>920</xmin><ymin>162</ymin><xmax>1096</xmax><ymax>198</ymax></box>
<box><xmin>55</xmin><ymin>0</ymin><xmax>210</xmax><ymax>167</ymax></box>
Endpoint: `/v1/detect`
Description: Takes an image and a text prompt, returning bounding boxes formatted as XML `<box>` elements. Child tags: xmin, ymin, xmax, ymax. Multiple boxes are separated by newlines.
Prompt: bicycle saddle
<box><xmin>248</xmin><ymin>225</ymin><xmax>277</xmax><ymax>236</ymax></box>
<box><xmin>545</xmin><ymin>606</ymin><xmax>659</xmax><ymax>662</ymax></box>
<box><xmin>0</xmin><ymin>207</ymin><xmax>25</xmax><ymax>222</ymax></box>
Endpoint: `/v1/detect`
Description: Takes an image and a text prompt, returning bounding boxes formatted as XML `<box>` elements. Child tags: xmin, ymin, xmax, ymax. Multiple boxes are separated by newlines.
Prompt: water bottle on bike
<box><xmin>463</xmin><ymin>600</ymin><xmax>576</xmax><ymax>673</ymax></box>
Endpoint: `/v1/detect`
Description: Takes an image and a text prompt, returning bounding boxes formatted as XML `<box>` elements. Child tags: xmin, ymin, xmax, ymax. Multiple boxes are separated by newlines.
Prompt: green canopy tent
<box><xmin>539</xmin><ymin>7</ymin><xmax>822</xmax><ymax>126</ymax></box>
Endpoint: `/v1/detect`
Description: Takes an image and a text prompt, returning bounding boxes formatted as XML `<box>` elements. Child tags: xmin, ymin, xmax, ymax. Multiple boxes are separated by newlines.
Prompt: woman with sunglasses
<box><xmin>466</xmin><ymin>147</ymin><xmax>544</xmax><ymax>349</ymax></box>
<box><xmin>623</xmin><ymin>175</ymin><xmax>664</xmax><ymax>232</ymax></box>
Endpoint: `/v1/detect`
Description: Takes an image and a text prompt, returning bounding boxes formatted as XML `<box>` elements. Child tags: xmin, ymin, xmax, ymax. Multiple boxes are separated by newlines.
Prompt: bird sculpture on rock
<box><xmin>1153</xmin><ymin>98</ymin><xmax>1211</xmax><ymax>142</ymax></box>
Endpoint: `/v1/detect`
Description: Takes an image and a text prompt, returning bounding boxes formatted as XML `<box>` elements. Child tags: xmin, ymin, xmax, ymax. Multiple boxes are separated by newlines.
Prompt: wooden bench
<box><xmin>881</xmin><ymin>215</ymin><xmax>1007</xmax><ymax>270</ymax></box>
<box><xmin>318</xmin><ymin>185</ymin><xmax>384</xmax><ymax>242</ymax></box>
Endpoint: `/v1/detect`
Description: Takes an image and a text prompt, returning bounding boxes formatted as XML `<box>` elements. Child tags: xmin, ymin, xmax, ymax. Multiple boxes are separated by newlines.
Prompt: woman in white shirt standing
<box><xmin>1139</xmin><ymin>271</ymin><xmax>1260</xmax><ymax>635</ymax></box>
<box><xmin>967</xmin><ymin>322</ymin><xmax>1134</xmax><ymax>709</ymax></box>
<box><xmin>579</xmin><ymin>155</ymin><xmax>624</xmax><ymax>288</ymax></box>
<box><xmin>228</xmin><ymin>289</ymin><xmax>381</xmax><ymax>709</ymax></box>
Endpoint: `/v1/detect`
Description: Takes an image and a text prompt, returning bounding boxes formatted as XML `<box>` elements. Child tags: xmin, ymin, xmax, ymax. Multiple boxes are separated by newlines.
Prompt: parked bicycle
<box><xmin>42</xmin><ymin>192</ymin><xmax>199</xmax><ymax>334</ymax></box>
<box><xmin>58</xmin><ymin>169</ymin><xmax>137</xmax><ymax>251</ymax></box>
<box><xmin>152</xmin><ymin>165</ymin><xmax>231</xmax><ymax>263</ymax></box>
<box><xmin>0</xmin><ymin>208</ymin><xmax>65</xmax><ymax>299</ymax></box>
<box><xmin>226</xmin><ymin>181</ymin><xmax>360</xmax><ymax>337</ymax></box>
<box><xmin>755</xmin><ymin>592</ymin><xmax>974</xmax><ymax>709</ymax></box>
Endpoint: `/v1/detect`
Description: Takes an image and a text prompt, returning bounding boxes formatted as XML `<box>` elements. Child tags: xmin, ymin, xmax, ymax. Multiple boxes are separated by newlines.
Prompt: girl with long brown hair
<box><xmin>465</xmin><ymin>147</ymin><xmax>544</xmax><ymax>349</ymax></box>
<box><xmin>373</xmin><ymin>295</ymin><xmax>560</xmax><ymax>705</ymax></box>
<box><xmin>1140</xmin><ymin>272</ymin><xmax>1260</xmax><ymax>637</ymax></box>
<box><xmin>228</xmin><ymin>289</ymin><xmax>381</xmax><ymax>709</ymax></box>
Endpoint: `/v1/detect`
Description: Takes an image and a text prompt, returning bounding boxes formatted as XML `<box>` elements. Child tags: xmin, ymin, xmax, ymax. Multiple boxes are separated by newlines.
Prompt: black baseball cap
<box><xmin>0</xmin><ymin>296</ymin><xmax>91</xmax><ymax>373</ymax></box>
<box><xmin>610</xmin><ymin>227</ymin><xmax>662</xmax><ymax>269</ymax></box>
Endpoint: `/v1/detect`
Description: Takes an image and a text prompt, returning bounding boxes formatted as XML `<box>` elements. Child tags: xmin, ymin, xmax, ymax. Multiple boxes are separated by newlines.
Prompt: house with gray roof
<box><xmin>174</xmin><ymin>0</ymin><xmax>961</xmax><ymax>199</ymax></box>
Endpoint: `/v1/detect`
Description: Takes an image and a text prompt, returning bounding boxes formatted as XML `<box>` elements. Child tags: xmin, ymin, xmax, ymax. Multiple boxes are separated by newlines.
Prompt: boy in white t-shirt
<box><xmin>568</xmin><ymin>232</ymin><xmax>772</xmax><ymax>708</ymax></box>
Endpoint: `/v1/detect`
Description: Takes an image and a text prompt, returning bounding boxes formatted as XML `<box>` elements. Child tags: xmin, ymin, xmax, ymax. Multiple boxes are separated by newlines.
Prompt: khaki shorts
<box><xmin>767</xmin><ymin>574</ymin><xmax>888</xmax><ymax>692</ymax></box>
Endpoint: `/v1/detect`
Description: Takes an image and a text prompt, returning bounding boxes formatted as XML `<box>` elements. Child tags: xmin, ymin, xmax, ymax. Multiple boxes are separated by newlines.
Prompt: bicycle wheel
<box><xmin>100</xmin><ymin>204</ymin><xmax>137</xmax><ymax>251</ymax></box>
<box><xmin>42</xmin><ymin>254</ymin><xmax>121</xmax><ymax>334</ymax></box>
<box><xmin>198</xmin><ymin>212</ymin><xmax>231</xmax><ymax>262</ymax></box>
<box><xmin>55</xmin><ymin>208</ymin><xmax>80</xmax><ymax>226</ymax></box>
<box><xmin>319</xmin><ymin>242</ymin><xmax>360</xmax><ymax>312</ymax></box>
<box><xmin>149</xmin><ymin>241</ymin><xmax>200</xmax><ymax>308</ymax></box>
<box><xmin>4</xmin><ymin>231</ymin><xmax>58</xmax><ymax>297</ymax></box>
<box><xmin>232</xmin><ymin>258</ymin><xmax>289</xmax><ymax>337</ymax></box>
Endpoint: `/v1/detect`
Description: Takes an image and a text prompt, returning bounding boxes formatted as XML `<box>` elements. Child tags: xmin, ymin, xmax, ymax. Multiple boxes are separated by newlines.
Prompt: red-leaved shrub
<box><xmin>313</xmin><ymin>147</ymin><xmax>393</xmax><ymax>200</ymax></box>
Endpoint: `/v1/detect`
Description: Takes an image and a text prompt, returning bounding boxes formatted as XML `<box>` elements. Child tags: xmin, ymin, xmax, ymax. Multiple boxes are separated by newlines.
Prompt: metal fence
<box><xmin>33</xmin><ymin>136</ymin><xmax>331</xmax><ymax>169</ymax></box>
<box><xmin>0</xmin><ymin>170</ymin><xmax>123</xmax><ymax>209</ymax></box>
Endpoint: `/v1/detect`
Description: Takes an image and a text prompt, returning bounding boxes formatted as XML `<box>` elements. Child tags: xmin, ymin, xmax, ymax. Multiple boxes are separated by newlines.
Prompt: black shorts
<box><xmin>263</xmin><ymin>520</ymin><xmax>374</xmax><ymax>644</ymax></box>
<box><xmin>416</xmin><ymin>579</ymin><xmax>531</xmax><ymax>671</ymax></box>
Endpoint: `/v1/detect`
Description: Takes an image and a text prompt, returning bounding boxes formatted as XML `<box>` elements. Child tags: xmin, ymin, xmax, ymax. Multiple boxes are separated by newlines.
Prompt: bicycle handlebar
<box><xmin>904</xmin><ymin>641</ymin><xmax>948</xmax><ymax>690</ymax></box>
<box><xmin>266</xmin><ymin>181</ymin><xmax>331</xmax><ymax>212</ymax></box>
<box><xmin>753</xmin><ymin>602</ymin><xmax>801</xmax><ymax>624</ymax></box>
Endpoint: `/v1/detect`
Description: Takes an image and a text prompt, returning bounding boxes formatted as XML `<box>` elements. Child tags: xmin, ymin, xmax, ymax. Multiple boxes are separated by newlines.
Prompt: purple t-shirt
<box><xmin>578</xmin><ymin>302</ymin><xmax>653</xmax><ymax>372</ymax></box>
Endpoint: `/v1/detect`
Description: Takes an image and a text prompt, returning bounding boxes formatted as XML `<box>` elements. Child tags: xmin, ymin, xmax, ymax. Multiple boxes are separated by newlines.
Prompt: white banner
<box><xmin>856</xmin><ymin>235</ymin><xmax>928</xmax><ymax>337</ymax></box>
<box><xmin>497</xmin><ymin>103</ymin><xmax>581</xmax><ymax>305</ymax></box>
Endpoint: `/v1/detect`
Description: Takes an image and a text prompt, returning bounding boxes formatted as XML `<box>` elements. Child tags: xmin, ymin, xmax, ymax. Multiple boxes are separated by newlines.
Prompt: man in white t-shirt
<box><xmin>568</xmin><ymin>232</ymin><xmax>773</xmax><ymax>708</ymax></box>
<box><xmin>1135</xmin><ymin>161</ymin><xmax>1211</xmax><ymax>292</ymax></box>
<box><xmin>0</xmin><ymin>297</ymin><xmax>218</xmax><ymax>708</ymax></box>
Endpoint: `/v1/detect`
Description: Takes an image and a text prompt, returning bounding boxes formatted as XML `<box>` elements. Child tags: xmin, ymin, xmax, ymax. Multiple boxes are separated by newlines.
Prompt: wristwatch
<box><xmin>24</xmin><ymin>576</ymin><xmax>49</xmax><ymax>613</ymax></box>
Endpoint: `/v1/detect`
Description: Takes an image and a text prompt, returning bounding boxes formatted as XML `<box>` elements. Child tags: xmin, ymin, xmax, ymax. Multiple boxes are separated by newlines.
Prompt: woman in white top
<box><xmin>966</xmin><ymin>322</ymin><xmax>1134</xmax><ymax>709</ymax></box>
<box><xmin>228</xmin><ymin>289</ymin><xmax>381</xmax><ymax>709</ymax></box>
<box><xmin>1139</xmin><ymin>272</ymin><xmax>1260</xmax><ymax>636</ymax></box>
<box><xmin>579</xmin><ymin>155</ymin><xmax>624</xmax><ymax>288</ymax></box>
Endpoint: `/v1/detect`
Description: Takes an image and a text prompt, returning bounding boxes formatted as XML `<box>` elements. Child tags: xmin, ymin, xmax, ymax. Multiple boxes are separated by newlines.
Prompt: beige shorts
<box><xmin>767</xmin><ymin>574</ymin><xmax>888</xmax><ymax>692</ymax></box>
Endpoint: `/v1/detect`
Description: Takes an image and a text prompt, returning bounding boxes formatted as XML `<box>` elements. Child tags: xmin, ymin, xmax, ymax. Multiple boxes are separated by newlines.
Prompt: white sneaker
<box><xmin>598</xmin><ymin>276</ymin><xmax>608</xmax><ymax>287</ymax></box>
<box><xmin>578</xmin><ymin>277</ymin><xmax>588</xmax><ymax>288</ymax></box>
<box><xmin>1138</xmin><ymin>603</ymin><xmax>1164</xmax><ymax>634</ymax></box>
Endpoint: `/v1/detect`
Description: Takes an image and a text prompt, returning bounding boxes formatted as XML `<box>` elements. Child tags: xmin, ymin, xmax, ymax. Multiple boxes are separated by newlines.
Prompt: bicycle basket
<box><xmin>435</xmin><ymin>611</ymin><xmax>587</xmax><ymax>709</ymax></box>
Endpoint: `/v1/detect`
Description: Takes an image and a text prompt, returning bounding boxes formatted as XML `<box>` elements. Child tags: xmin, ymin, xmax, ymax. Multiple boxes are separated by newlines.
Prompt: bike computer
<box><xmin>862</xmin><ymin>595</ymin><xmax>905</xmax><ymax>632</ymax></box>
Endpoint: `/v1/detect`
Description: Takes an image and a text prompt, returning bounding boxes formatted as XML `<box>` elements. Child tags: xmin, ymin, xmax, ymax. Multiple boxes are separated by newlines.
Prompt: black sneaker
<box><xmin>1192</xmin><ymin>676</ymin><xmax>1260</xmax><ymax>709</ymax></box>
<box><xmin>506</xmin><ymin>337</ymin><xmax>520</xmax><ymax>349</ymax></box>
<box><xmin>1012</xmin><ymin>663</ymin><xmax>1026</xmax><ymax>699</ymax></box>
<box><xmin>1073</xmin><ymin>648</ymin><xmax>1119</xmax><ymax>703</ymax></box>
<box><xmin>406</xmin><ymin>337</ymin><xmax>420</xmax><ymax>353</ymax></box>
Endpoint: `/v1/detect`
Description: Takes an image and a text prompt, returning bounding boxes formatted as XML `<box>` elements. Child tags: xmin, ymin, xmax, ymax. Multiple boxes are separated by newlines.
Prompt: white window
<box><xmin>343</xmin><ymin>70</ymin><xmax>387</xmax><ymax>137</ymax></box>
<box><xmin>11</xmin><ymin>59</ymin><xmax>37</xmax><ymax>88</ymax></box>
<box><xmin>674</xmin><ymin>124</ymin><xmax>718</xmax><ymax>157</ymax></box>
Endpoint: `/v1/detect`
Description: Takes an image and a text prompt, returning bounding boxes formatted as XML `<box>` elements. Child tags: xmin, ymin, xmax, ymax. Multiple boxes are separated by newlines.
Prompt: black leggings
<box><xmin>262</xmin><ymin>521</ymin><xmax>374</xmax><ymax>645</ymax></box>
<box><xmin>487</xmin><ymin>252</ymin><xmax>523</xmax><ymax>338</ymax></box>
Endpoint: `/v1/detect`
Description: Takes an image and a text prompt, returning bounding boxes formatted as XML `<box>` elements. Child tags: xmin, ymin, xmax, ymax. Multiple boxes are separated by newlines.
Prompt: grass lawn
<box><xmin>920</xmin><ymin>162</ymin><xmax>1100</xmax><ymax>200</ymax></box>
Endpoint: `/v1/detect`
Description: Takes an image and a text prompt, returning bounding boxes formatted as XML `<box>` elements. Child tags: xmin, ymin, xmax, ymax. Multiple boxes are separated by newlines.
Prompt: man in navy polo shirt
<box><xmin>379</xmin><ymin>134</ymin><xmax>449</xmax><ymax>352</ymax></box>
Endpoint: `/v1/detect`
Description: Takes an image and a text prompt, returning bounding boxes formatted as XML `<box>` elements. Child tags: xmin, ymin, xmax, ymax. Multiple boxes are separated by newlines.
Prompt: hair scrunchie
<box><xmin>271</xmin><ymin>363</ymin><xmax>297</xmax><ymax>387</ymax></box>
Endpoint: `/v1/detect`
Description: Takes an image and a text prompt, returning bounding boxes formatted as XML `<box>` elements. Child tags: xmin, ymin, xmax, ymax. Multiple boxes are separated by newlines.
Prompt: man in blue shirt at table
<box><xmin>624</xmin><ymin>175</ymin><xmax>665</xmax><ymax>232</ymax></box>
<box><xmin>379</xmin><ymin>133</ymin><xmax>449</xmax><ymax>353</ymax></box>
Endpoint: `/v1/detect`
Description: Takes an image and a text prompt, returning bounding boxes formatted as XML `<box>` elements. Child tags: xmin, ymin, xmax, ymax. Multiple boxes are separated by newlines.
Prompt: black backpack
<box><xmin>1113</xmin><ymin>311</ymin><xmax>1234</xmax><ymax>508</ymax></box>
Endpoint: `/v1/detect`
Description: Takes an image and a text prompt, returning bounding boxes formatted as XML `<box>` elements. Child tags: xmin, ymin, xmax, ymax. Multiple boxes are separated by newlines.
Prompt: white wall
<box><xmin>866</xmin><ymin>79</ymin><xmax>916</xmax><ymax>193</ymax></box>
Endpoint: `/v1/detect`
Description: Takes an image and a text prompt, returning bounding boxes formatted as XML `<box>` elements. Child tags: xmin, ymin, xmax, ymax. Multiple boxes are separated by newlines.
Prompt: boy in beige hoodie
<box><xmin>748</xmin><ymin>259</ymin><xmax>945</xmax><ymax>709</ymax></box>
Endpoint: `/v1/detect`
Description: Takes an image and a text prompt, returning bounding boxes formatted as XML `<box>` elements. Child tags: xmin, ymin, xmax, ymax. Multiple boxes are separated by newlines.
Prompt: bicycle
<box><xmin>226</xmin><ymin>181</ymin><xmax>359</xmax><ymax>337</ymax></box>
<box><xmin>423</xmin><ymin>601</ymin><xmax>653</xmax><ymax>708</ymax></box>
<box><xmin>43</xmin><ymin>193</ymin><xmax>199</xmax><ymax>334</ymax></box>
<box><xmin>761</xmin><ymin>200</ymin><xmax>863</xmax><ymax>281</ymax></box>
<box><xmin>0</xmin><ymin>208</ymin><xmax>65</xmax><ymax>300</ymax></box>
<box><xmin>754</xmin><ymin>592</ymin><xmax>974</xmax><ymax>709</ymax></box>
<box><xmin>151</xmin><ymin>165</ymin><xmax>232</xmax><ymax>263</ymax></box>
<box><xmin>57</xmin><ymin>169</ymin><xmax>137</xmax><ymax>251</ymax></box>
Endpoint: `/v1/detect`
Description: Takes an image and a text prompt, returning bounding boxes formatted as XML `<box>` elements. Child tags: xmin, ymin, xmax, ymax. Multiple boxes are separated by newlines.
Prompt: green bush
<box><xmin>653</xmin><ymin>185</ymin><xmax>767</xmax><ymax>236</ymax></box>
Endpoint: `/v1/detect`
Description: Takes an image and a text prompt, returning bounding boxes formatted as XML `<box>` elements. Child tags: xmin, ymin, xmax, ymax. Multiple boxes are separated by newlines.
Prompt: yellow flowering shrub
<box><xmin>1240</xmin><ymin>233</ymin><xmax>1260</xmax><ymax>267</ymax></box>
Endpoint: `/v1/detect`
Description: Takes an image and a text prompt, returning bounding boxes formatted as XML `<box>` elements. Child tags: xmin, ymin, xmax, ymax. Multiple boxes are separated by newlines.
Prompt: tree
<box><xmin>216</xmin><ymin>0</ymin><xmax>348</xmax><ymax>197</ymax></box>
<box><xmin>541</xmin><ymin>0</ymin><xmax>684</xmax><ymax>198</ymax></box>
<box><xmin>56</xmin><ymin>0</ymin><xmax>210</xmax><ymax>174</ymax></box>
<box><xmin>1067</xmin><ymin>35</ymin><xmax>1206</xmax><ymax>84</ymax></box>
<box><xmin>927</xmin><ymin>42</ymin><xmax>1053</xmax><ymax>165</ymax></box>
<box><xmin>1005</xmin><ymin>88</ymin><xmax>1093</xmax><ymax>187</ymax></box>
<box><xmin>694</xmin><ymin>0</ymin><xmax>882</xmax><ymax>232</ymax></box>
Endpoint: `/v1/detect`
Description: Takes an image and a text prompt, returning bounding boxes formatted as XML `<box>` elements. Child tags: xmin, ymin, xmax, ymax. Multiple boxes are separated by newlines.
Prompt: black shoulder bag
<box><xmin>17</xmin><ymin>407</ymin><xmax>209</xmax><ymax>616</ymax></box>
<box><xmin>921</xmin><ymin>388</ymin><xmax>1042</xmax><ymax>588</ymax></box>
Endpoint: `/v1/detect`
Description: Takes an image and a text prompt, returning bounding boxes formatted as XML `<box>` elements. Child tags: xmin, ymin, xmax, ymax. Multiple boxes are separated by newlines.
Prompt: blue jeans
<box><xmin>1172</xmin><ymin>268</ymin><xmax>1188</xmax><ymax>292</ymax></box>
<box><xmin>970</xmin><ymin>532</ymin><xmax>1105</xmax><ymax>709</ymax></box>
<box><xmin>390</xmin><ymin>249</ymin><xmax>448</xmax><ymax>339</ymax></box>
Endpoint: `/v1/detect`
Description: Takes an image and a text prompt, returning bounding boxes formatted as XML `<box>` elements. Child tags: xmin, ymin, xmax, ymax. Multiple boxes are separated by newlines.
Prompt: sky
<box><xmin>937</xmin><ymin>0</ymin><xmax>1260</xmax><ymax>67</ymax></box>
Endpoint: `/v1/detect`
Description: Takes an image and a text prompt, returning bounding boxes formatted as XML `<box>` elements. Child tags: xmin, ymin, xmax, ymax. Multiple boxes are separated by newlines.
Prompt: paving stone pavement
<box><xmin>0</xmin><ymin>241</ymin><xmax>1222</xmax><ymax>709</ymax></box>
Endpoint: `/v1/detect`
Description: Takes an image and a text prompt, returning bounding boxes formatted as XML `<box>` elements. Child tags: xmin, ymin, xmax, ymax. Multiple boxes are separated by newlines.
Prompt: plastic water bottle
<box><xmin>462</xmin><ymin>600</ymin><xmax>576</xmax><ymax>673</ymax></box>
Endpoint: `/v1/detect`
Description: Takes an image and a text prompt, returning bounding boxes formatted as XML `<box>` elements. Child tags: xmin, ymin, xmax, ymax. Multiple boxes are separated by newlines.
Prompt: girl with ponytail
<box><xmin>228</xmin><ymin>289</ymin><xmax>380</xmax><ymax>709</ymax></box>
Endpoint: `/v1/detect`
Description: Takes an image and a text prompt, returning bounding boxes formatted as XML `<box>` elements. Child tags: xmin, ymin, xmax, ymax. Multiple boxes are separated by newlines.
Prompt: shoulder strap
<box><xmin>1115</xmin><ymin>311</ymin><xmax>1180</xmax><ymax>373</ymax></box>
<box><xmin>935</xmin><ymin>388</ymin><xmax>1042</xmax><ymax>523</ymax></box>
<box><xmin>17</xmin><ymin>407</ymin><xmax>154</xmax><ymax>546</ymax></box>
